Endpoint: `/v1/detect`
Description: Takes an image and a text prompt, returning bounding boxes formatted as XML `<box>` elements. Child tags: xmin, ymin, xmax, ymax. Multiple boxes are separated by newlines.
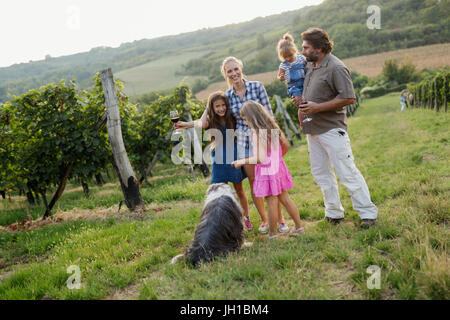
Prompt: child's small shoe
<box><xmin>244</xmin><ymin>216</ymin><xmax>253</xmax><ymax>231</ymax></box>
<box><xmin>278</xmin><ymin>222</ymin><xmax>289</xmax><ymax>233</ymax></box>
<box><xmin>289</xmin><ymin>226</ymin><xmax>305</xmax><ymax>237</ymax></box>
<box><xmin>258</xmin><ymin>223</ymin><xmax>268</xmax><ymax>234</ymax></box>
<box><xmin>268</xmin><ymin>233</ymin><xmax>280</xmax><ymax>240</ymax></box>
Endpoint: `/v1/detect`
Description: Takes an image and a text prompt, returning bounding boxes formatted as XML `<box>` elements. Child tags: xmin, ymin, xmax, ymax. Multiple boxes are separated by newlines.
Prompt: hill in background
<box><xmin>195</xmin><ymin>43</ymin><xmax>450</xmax><ymax>100</ymax></box>
<box><xmin>0</xmin><ymin>0</ymin><xmax>449</xmax><ymax>102</ymax></box>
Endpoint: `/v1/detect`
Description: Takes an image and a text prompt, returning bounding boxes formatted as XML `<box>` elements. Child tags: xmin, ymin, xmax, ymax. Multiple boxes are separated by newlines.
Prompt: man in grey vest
<box><xmin>292</xmin><ymin>28</ymin><xmax>378</xmax><ymax>228</ymax></box>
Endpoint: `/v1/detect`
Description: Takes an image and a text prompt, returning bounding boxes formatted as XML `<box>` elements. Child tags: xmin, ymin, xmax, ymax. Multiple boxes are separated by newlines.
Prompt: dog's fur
<box><xmin>172</xmin><ymin>183</ymin><xmax>245</xmax><ymax>267</ymax></box>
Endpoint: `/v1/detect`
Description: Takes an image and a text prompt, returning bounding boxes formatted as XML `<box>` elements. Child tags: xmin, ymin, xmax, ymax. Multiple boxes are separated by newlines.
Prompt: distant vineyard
<box><xmin>408</xmin><ymin>71</ymin><xmax>449</xmax><ymax>112</ymax></box>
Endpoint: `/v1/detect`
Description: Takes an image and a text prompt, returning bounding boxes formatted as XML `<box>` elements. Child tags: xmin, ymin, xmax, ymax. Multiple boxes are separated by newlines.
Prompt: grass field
<box><xmin>195</xmin><ymin>43</ymin><xmax>450</xmax><ymax>100</ymax></box>
<box><xmin>115</xmin><ymin>49</ymin><xmax>210</xmax><ymax>96</ymax></box>
<box><xmin>0</xmin><ymin>92</ymin><xmax>449</xmax><ymax>299</ymax></box>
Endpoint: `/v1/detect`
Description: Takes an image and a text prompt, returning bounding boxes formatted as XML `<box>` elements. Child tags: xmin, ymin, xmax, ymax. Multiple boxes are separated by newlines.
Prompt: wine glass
<box><xmin>300</xmin><ymin>96</ymin><xmax>312</xmax><ymax>123</ymax></box>
<box><xmin>170</xmin><ymin>110</ymin><xmax>180</xmax><ymax>124</ymax></box>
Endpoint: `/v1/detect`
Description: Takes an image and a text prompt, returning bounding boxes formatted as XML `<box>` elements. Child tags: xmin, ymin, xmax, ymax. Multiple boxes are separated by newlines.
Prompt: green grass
<box><xmin>0</xmin><ymin>92</ymin><xmax>448</xmax><ymax>299</ymax></box>
<box><xmin>115</xmin><ymin>50</ymin><xmax>209</xmax><ymax>96</ymax></box>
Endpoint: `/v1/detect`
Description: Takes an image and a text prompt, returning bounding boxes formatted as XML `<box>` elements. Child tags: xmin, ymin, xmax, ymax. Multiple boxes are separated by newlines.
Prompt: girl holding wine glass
<box><xmin>174</xmin><ymin>91</ymin><xmax>252</xmax><ymax>230</ymax></box>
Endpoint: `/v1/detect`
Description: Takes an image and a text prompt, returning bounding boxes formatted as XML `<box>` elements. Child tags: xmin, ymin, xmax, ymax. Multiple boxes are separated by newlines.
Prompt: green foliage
<box><xmin>245</xmin><ymin>46</ymin><xmax>280</xmax><ymax>75</ymax></box>
<box><xmin>382</xmin><ymin>59</ymin><xmax>420</xmax><ymax>84</ymax></box>
<box><xmin>361</xmin><ymin>66</ymin><xmax>450</xmax><ymax>99</ymax></box>
<box><xmin>0</xmin><ymin>63</ymin><xmax>206</xmax><ymax>217</ymax></box>
<box><xmin>265</xmin><ymin>80</ymin><xmax>288</xmax><ymax>99</ymax></box>
<box><xmin>191</xmin><ymin>78</ymin><xmax>209</xmax><ymax>94</ymax></box>
<box><xmin>351</xmin><ymin>71</ymin><xmax>369</xmax><ymax>90</ymax></box>
<box><xmin>407</xmin><ymin>71</ymin><xmax>450</xmax><ymax>109</ymax></box>
<box><xmin>0</xmin><ymin>74</ymin><xmax>135</xmax><ymax>215</ymax></box>
<box><xmin>125</xmin><ymin>86</ymin><xmax>206</xmax><ymax>179</ymax></box>
<box><xmin>131</xmin><ymin>88</ymin><xmax>173</xmax><ymax>105</ymax></box>
<box><xmin>1</xmin><ymin>80</ymin><xmax>109</xmax><ymax>193</ymax></box>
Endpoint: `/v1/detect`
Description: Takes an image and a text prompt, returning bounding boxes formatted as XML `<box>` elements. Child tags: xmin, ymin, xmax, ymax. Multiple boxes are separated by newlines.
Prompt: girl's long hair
<box><xmin>240</xmin><ymin>100</ymin><xmax>289</xmax><ymax>149</ymax></box>
<box><xmin>206</xmin><ymin>91</ymin><xmax>236</xmax><ymax>130</ymax></box>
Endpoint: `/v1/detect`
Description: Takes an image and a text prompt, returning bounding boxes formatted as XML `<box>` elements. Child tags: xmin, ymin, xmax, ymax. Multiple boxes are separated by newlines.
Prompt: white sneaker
<box><xmin>268</xmin><ymin>233</ymin><xmax>280</xmax><ymax>240</ymax></box>
<box><xmin>278</xmin><ymin>222</ymin><xmax>289</xmax><ymax>233</ymax></box>
<box><xmin>258</xmin><ymin>223</ymin><xmax>268</xmax><ymax>234</ymax></box>
<box><xmin>289</xmin><ymin>227</ymin><xmax>305</xmax><ymax>237</ymax></box>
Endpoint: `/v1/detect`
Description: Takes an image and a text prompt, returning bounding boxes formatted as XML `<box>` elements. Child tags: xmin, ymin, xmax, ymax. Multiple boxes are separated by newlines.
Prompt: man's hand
<box><xmin>292</xmin><ymin>95</ymin><xmax>303</xmax><ymax>107</ymax></box>
<box><xmin>298</xmin><ymin>101</ymin><xmax>320</xmax><ymax>115</ymax></box>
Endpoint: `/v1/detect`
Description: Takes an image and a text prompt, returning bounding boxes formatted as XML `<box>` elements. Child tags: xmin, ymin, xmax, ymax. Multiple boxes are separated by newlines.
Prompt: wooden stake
<box><xmin>100</xmin><ymin>68</ymin><xmax>143</xmax><ymax>211</ymax></box>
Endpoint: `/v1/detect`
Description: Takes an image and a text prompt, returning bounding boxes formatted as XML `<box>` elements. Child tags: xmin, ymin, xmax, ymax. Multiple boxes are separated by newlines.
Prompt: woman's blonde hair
<box><xmin>240</xmin><ymin>100</ymin><xmax>289</xmax><ymax>149</ymax></box>
<box><xmin>221</xmin><ymin>56</ymin><xmax>246</xmax><ymax>88</ymax></box>
<box><xmin>277</xmin><ymin>33</ymin><xmax>298</xmax><ymax>61</ymax></box>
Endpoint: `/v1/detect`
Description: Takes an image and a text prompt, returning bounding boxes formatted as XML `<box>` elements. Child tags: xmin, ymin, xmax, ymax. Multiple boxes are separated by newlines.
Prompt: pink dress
<box><xmin>253</xmin><ymin>139</ymin><xmax>294</xmax><ymax>197</ymax></box>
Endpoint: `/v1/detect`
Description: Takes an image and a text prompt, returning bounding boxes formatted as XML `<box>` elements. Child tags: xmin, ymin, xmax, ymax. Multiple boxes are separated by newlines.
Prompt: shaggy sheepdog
<box><xmin>171</xmin><ymin>183</ymin><xmax>246</xmax><ymax>267</ymax></box>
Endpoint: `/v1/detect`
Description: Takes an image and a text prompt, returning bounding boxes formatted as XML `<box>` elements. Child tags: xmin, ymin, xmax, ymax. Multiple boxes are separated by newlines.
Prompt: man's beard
<box><xmin>305</xmin><ymin>52</ymin><xmax>319</xmax><ymax>62</ymax></box>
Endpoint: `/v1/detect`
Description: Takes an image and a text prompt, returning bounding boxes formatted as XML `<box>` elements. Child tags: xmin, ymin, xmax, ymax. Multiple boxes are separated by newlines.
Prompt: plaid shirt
<box><xmin>226</xmin><ymin>80</ymin><xmax>273</xmax><ymax>149</ymax></box>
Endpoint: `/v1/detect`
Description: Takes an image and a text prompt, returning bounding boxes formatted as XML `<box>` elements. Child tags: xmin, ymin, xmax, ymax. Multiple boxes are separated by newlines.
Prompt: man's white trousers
<box><xmin>307</xmin><ymin>128</ymin><xmax>378</xmax><ymax>220</ymax></box>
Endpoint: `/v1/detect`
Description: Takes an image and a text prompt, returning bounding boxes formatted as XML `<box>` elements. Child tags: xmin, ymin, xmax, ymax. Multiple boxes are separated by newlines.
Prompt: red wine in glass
<box><xmin>170</xmin><ymin>110</ymin><xmax>180</xmax><ymax>123</ymax></box>
<box><xmin>300</xmin><ymin>97</ymin><xmax>312</xmax><ymax>122</ymax></box>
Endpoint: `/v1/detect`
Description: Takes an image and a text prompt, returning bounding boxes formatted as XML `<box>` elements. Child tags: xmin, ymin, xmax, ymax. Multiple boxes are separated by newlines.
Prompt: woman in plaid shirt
<box><xmin>199</xmin><ymin>56</ymin><xmax>289</xmax><ymax>234</ymax></box>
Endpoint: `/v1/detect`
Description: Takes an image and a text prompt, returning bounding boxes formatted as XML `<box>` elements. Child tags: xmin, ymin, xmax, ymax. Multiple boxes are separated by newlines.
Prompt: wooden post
<box><xmin>179</xmin><ymin>88</ymin><xmax>199</xmax><ymax>180</ymax></box>
<box><xmin>434</xmin><ymin>78</ymin><xmax>438</xmax><ymax>112</ymax></box>
<box><xmin>43</xmin><ymin>164</ymin><xmax>72</xmax><ymax>219</ymax></box>
<box><xmin>166</xmin><ymin>124</ymin><xmax>196</xmax><ymax>179</ymax></box>
<box><xmin>275</xmin><ymin>100</ymin><xmax>292</xmax><ymax>144</ymax></box>
<box><xmin>144</xmin><ymin>150</ymin><xmax>160</xmax><ymax>180</ymax></box>
<box><xmin>429</xmin><ymin>83</ymin><xmax>432</xmax><ymax>110</ymax></box>
<box><xmin>421</xmin><ymin>85</ymin><xmax>425</xmax><ymax>108</ymax></box>
<box><xmin>275</xmin><ymin>95</ymin><xmax>301</xmax><ymax>140</ymax></box>
<box><xmin>95</xmin><ymin>173</ymin><xmax>105</xmax><ymax>186</ymax></box>
<box><xmin>25</xmin><ymin>199</ymin><xmax>32</xmax><ymax>222</ymax></box>
<box><xmin>81</xmin><ymin>180</ymin><xmax>89</xmax><ymax>198</ymax></box>
<box><xmin>444</xmin><ymin>76</ymin><xmax>447</xmax><ymax>113</ymax></box>
<box><xmin>186</xmin><ymin>113</ymin><xmax>210</xmax><ymax>178</ymax></box>
<box><xmin>25</xmin><ymin>183</ymin><xmax>35</xmax><ymax>205</ymax></box>
<box><xmin>100</xmin><ymin>68</ymin><xmax>143</xmax><ymax>211</ymax></box>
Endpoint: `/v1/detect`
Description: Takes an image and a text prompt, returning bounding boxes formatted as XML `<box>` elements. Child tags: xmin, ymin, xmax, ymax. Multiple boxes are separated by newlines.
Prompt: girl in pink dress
<box><xmin>232</xmin><ymin>100</ymin><xmax>305</xmax><ymax>239</ymax></box>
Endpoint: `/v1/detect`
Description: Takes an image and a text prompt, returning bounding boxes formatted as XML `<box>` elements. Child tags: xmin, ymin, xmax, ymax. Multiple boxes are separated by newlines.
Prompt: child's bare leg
<box><xmin>266</xmin><ymin>196</ymin><xmax>279</xmax><ymax>235</ymax></box>
<box><xmin>233</xmin><ymin>182</ymin><xmax>249</xmax><ymax>217</ymax></box>
<box><xmin>244</xmin><ymin>164</ymin><xmax>268</xmax><ymax>225</ymax></box>
<box><xmin>278</xmin><ymin>191</ymin><xmax>302</xmax><ymax>229</ymax></box>
<box><xmin>277</xmin><ymin>200</ymin><xmax>285</xmax><ymax>224</ymax></box>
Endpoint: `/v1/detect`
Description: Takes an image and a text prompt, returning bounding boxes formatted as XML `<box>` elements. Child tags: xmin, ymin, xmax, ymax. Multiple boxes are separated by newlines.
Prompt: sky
<box><xmin>0</xmin><ymin>0</ymin><xmax>323</xmax><ymax>68</ymax></box>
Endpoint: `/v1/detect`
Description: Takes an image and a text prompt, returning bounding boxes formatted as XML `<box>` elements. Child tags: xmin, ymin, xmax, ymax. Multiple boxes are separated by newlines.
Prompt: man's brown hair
<box><xmin>301</xmin><ymin>28</ymin><xmax>334</xmax><ymax>54</ymax></box>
